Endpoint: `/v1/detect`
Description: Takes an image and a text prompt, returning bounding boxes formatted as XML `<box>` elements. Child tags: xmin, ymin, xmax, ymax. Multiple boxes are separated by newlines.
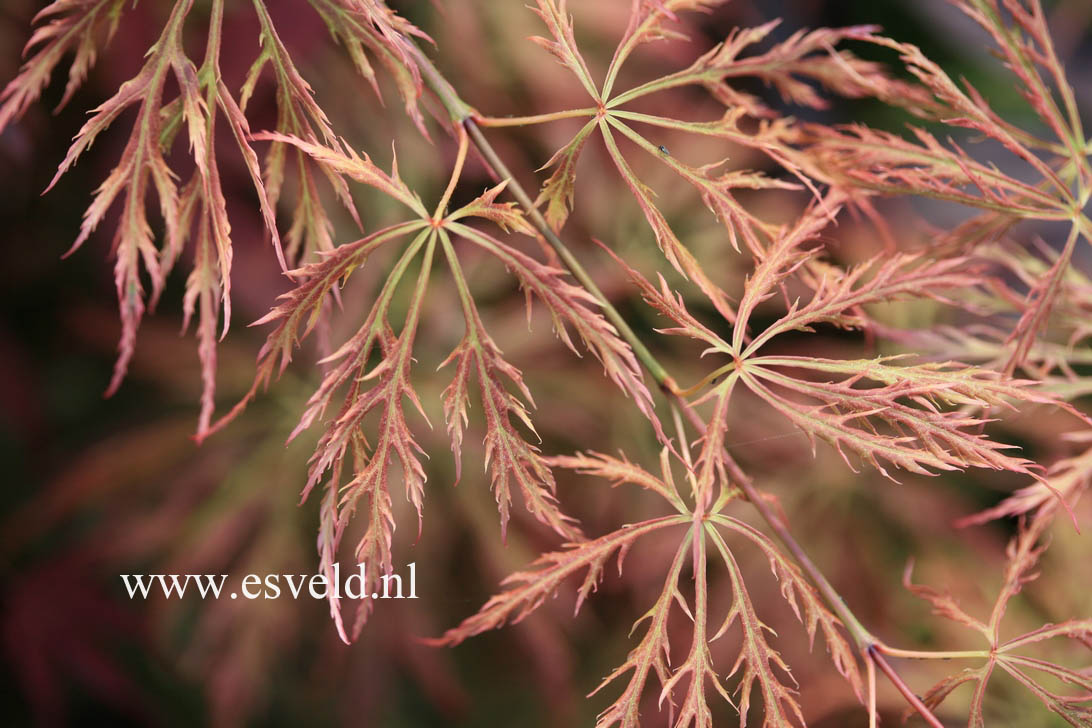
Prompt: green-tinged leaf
<box><xmin>591</xmin><ymin>529</ymin><xmax>692</xmax><ymax>728</ymax></box>
<box><xmin>246</xmin><ymin>1</ymin><xmax>369</xmax><ymax>262</ymax></box>
<box><xmin>0</xmin><ymin>0</ymin><xmax>126</xmax><ymax>131</ymax></box>
<box><xmin>529</xmin><ymin>0</ymin><xmax>601</xmax><ymax>101</ymax></box>
<box><xmin>546</xmin><ymin>448</ymin><xmax>688</xmax><ymax>515</ymax></box>
<box><xmin>741</xmin><ymin>357</ymin><xmax>1046</xmax><ymax>481</ymax></box>
<box><xmin>45</xmin><ymin>0</ymin><xmax>196</xmax><ymax>398</ymax></box>
<box><xmin>692</xmin><ymin>375</ymin><xmax>739</xmax><ymax>506</ymax></box>
<box><xmin>440</xmin><ymin>232</ymin><xmax>580</xmax><ymax>541</ymax></box>
<box><xmin>607</xmin><ymin>21</ymin><xmax>879</xmax><ymax>109</ymax></box>
<box><xmin>307</xmin><ymin>233</ymin><xmax>437</xmax><ymax>641</ymax></box>
<box><xmin>744</xmin><ymin>254</ymin><xmax>985</xmax><ymax>357</ymax></box>
<box><xmin>661</xmin><ymin>529</ymin><xmax>734</xmax><ymax>728</ymax></box>
<box><xmin>604</xmin><ymin>112</ymin><xmax>793</xmax><ymax>259</ymax></box>
<box><xmin>602</xmin><ymin>0</ymin><xmax>729</xmax><ymax>100</ymax></box>
<box><xmin>427</xmin><ymin>516</ymin><xmax>687</xmax><ymax>646</ymax></box>
<box><xmin>742</xmin><ymin>369</ymin><xmax>970</xmax><ymax>480</ymax></box>
<box><xmin>806</xmin><ymin>123</ymin><xmax>1073</xmax><ymax>219</ymax></box>
<box><xmin>707</xmin><ymin>524</ymin><xmax>805</xmax><ymax>728</ymax></box>
<box><xmin>713</xmin><ymin>515</ymin><xmax>864</xmax><ymax>703</ymax></box>
<box><xmin>293</xmin><ymin>229</ymin><xmax>432</xmax><ymax>475</ymax></box>
<box><xmin>535</xmin><ymin>118</ymin><xmax>597</xmax><ymax>232</ymax></box>
<box><xmin>598</xmin><ymin>119</ymin><xmax>737</xmax><ymax>323</ymax></box>
<box><xmin>906</xmin><ymin>512</ymin><xmax>1092</xmax><ymax>724</ymax></box>
<box><xmin>595</xmin><ymin>240</ymin><xmax>729</xmax><ymax>354</ymax></box>
<box><xmin>181</xmin><ymin>190</ymin><xmax>223</xmax><ymax>441</ymax></box>
<box><xmin>308</xmin><ymin>0</ymin><xmax>429</xmax><ymax>136</ymax></box>
<box><xmin>732</xmin><ymin>196</ymin><xmax>838</xmax><ymax>351</ymax></box>
<box><xmin>959</xmin><ymin>436</ymin><xmax>1092</xmax><ymax>526</ymax></box>
<box><xmin>253</xmin><ymin>131</ymin><xmax>427</xmax><ymax>218</ymax></box>
<box><xmin>1000</xmin><ymin>620</ymin><xmax>1092</xmax><ymax>654</ymax></box>
<box><xmin>450</xmin><ymin>223</ymin><xmax>659</xmax><ymax>431</ymax></box>
<box><xmin>996</xmin><ymin>658</ymin><xmax>1092</xmax><ymax>727</ymax></box>
<box><xmin>206</xmin><ymin>222</ymin><xmax>426</xmax><ymax>439</ymax></box>
<box><xmin>447</xmin><ymin>180</ymin><xmax>534</xmax><ymax>234</ymax></box>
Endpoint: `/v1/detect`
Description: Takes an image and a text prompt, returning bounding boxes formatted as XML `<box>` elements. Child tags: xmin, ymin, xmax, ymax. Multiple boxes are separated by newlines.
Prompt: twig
<box><xmin>406</xmin><ymin>37</ymin><xmax>947</xmax><ymax>728</ymax></box>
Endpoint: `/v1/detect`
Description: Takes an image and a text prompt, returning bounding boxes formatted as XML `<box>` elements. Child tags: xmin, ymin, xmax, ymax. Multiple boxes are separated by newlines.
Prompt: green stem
<box><xmin>434</xmin><ymin>124</ymin><xmax>469</xmax><ymax>219</ymax></box>
<box><xmin>878</xmin><ymin>646</ymin><xmax>991</xmax><ymax>660</ymax></box>
<box><xmin>475</xmin><ymin>108</ymin><xmax>598</xmax><ymax>127</ymax></box>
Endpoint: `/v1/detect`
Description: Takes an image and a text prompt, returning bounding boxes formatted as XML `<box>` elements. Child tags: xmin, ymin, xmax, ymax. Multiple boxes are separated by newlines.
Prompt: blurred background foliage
<box><xmin>0</xmin><ymin>1</ymin><xmax>1089</xmax><ymax>726</ymax></box>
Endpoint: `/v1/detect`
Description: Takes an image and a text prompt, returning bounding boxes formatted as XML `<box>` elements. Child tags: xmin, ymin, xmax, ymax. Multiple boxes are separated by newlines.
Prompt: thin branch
<box><xmin>406</xmin><ymin>34</ymin><xmax>947</xmax><ymax>727</ymax></box>
<box><xmin>475</xmin><ymin>108</ymin><xmax>597</xmax><ymax>127</ymax></box>
<box><xmin>869</xmin><ymin>647</ymin><xmax>946</xmax><ymax>728</ymax></box>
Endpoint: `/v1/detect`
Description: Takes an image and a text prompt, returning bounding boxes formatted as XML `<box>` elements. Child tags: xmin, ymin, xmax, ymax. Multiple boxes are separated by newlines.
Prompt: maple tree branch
<box><xmin>408</xmin><ymin>37</ymin><xmax>948</xmax><ymax>727</ymax></box>
<box><xmin>869</xmin><ymin>647</ymin><xmax>946</xmax><ymax>728</ymax></box>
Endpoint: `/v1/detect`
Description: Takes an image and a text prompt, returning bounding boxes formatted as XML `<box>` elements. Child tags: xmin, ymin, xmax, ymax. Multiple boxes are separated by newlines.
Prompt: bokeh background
<box><xmin>1</xmin><ymin>1</ymin><xmax>1090</xmax><ymax>726</ymax></box>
